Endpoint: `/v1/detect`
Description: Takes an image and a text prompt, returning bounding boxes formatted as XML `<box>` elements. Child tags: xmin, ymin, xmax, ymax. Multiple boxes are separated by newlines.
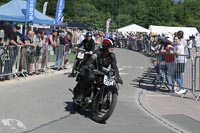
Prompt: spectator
<box><xmin>162</xmin><ymin>36</ymin><xmax>175</xmax><ymax>92</ymax></box>
<box><xmin>9</xmin><ymin>24</ymin><xmax>23</xmax><ymax>74</ymax></box>
<box><xmin>71</xmin><ymin>27</ymin><xmax>79</xmax><ymax>52</ymax></box>
<box><xmin>173</xmin><ymin>36</ymin><xmax>187</xmax><ymax>94</ymax></box>
<box><xmin>194</xmin><ymin>33</ymin><xmax>200</xmax><ymax>55</ymax></box>
<box><xmin>94</xmin><ymin>33</ymin><xmax>101</xmax><ymax>50</ymax></box>
<box><xmin>187</xmin><ymin>36</ymin><xmax>193</xmax><ymax>58</ymax></box>
<box><xmin>48</xmin><ymin>29</ymin><xmax>58</xmax><ymax>47</ymax></box>
<box><xmin>33</xmin><ymin>29</ymin><xmax>45</xmax><ymax>74</ymax></box>
<box><xmin>21</xmin><ymin>30</ymin><xmax>36</xmax><ymax>75</ymax></box>
<box><xmin>60</xmin><ymin>31</ymin><xmax>72</xmax><ymax>67</ymax></box>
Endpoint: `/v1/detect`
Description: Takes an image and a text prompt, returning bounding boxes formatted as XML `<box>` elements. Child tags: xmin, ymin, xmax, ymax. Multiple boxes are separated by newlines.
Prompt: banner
<box><xmin>106</xmin><ymin>18</ymin><xmax>111</xmax><ymax>33</ymax></box>
<box><xmin>42</xmin><ymin>2</ymin><xmax>48</xmax><ymax>15</ymax></box>
<box><xmin>55</xmin><ymin>0</ymin><xmax>65</xmax><ymax>24</ymax></box>
<box><xmin>25</xmin><ymin>0</ymin><xmax>37</xmax><ymax>22</ymax></box>
<box><xmin>61</xmin><ymin>16</ymin><xmax>64</xmax><ymax>22</ymax></box>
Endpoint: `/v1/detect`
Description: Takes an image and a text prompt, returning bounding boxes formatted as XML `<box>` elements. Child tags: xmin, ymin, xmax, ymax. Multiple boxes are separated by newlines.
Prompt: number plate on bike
<box><xmin>77</xmin><ymin>52</ymin><xmax>84</xmax><ymax>59</ymax></box>
<box><xmin>103</xmin><ymin>75</ymin><xmax>114</xmax><ymax>86</ymax></box>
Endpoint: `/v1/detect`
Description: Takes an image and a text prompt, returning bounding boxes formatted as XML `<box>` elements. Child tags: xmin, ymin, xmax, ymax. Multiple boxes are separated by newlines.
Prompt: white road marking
<box><xmin>119</xmin><ymin>72</ymin><xmax>128</xmax><ymax>75</ymax></box>
<box><xmin>1</xmin><ymin>119</ymin><xmax>26</xmax><ymax>130</ymax></box>
<box><xmin>119</xmin><ymin>68</ymin><xmax>125</xmax><ymax>71</ymax></box>
<box><xmin>118</xmin><ymin>66</ymin><xmax>132</xmax><ymax>75</ymax></box>
<box><xmin>136</xmin><ymin>66</ymin><xmax>144</xmax><ymax>69</ymax></box>
<box><xmin>122</xmin><ymin>66</ymin><xmax>132</xmax><ymax>68</ymax></box>
<box><xmin>146</xmin><ymin>95</ymin><xmax>170</xmax><ymax>97</ymax></box>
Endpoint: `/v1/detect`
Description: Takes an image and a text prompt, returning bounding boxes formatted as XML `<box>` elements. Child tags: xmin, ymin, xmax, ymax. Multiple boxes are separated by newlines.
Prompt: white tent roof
<box><xmin>117</xmin><ymin>24</ymin><xmax>150</xmax><ymax>33</ymax></box>
<box><xmin>149</xmin><ymin>25</ymin><xmax>199</xmax><ymax>39</ymax></box>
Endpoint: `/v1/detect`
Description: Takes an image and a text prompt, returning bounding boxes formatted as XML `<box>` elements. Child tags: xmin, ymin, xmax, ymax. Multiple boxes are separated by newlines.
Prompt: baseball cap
<box><xmin>52</xmin><ymin>29</ymin><xmax>58</xmax><ymax>33</ymax></box>
<box><xmin>14</xmin><ymin>24</ymin><xmax>21</xmax><ymax>30</ymax></box>
<box><xmin>165</xmin><ymin>35</ymin><xmax>173</xmax><ymax>43</ymax></box>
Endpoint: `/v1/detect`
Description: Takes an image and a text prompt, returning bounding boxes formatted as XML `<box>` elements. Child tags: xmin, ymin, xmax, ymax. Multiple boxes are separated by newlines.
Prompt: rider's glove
<box><xmin>115</xmin><ymin>76</ymin><xmax>123</xmax><ymax>85</ymax></box>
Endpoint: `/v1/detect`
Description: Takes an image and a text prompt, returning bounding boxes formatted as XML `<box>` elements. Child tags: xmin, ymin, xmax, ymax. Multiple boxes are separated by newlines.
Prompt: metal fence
<box><xmin>153</xmin><ymin>53</ymin><xmax>200</xmax><ymax>100</ymax></box>
<box><xmin>0</xmin><ymin>44</ymin><xmax>69</xmax><ymax>80</ymax></box>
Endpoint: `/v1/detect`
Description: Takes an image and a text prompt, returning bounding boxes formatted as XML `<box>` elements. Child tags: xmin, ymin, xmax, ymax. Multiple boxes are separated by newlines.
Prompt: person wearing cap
<box><xmin>160</xmin><ymin>36</ymin><xmax>175</xmax><ymax>92</ymax></box>
<box><xmin>8</xmin><ymin>24</ymin><xmax>23</xmax><ymax>74</ymax></box>
<box><xmin>9</xmin><ymin>24</ymin><xmax>23</xmax><ymax>47</ymax></box>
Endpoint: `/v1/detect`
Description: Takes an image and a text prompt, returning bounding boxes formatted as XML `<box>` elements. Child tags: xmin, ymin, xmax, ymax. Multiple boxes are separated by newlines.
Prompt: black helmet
<box><xmin>86</xmin><ymin>32</ymin><xmax>92</xmax><ymax>37</ymax></box>
<box><xmin>102</xmin><ymin>38</ymin><xmax>114</xmax><ymax>50</ymax></box>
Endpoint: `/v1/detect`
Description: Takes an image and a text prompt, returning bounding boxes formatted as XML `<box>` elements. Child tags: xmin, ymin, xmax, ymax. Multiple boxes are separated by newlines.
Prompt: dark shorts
<box><xmin>27</xmin><ymin>52</ymin><xmax>35</xmax><ymax>64</ymax></box>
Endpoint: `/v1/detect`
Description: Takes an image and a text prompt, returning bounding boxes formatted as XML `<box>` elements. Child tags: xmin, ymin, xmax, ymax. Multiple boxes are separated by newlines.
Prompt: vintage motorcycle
<box><xmin>70</xmin><ymin>56</ymin><xmax>121</xmax><ymax>123</ymax></box>
<box><xmin>71</xmin><ymin>48</ymin><xmax>90</xmax><ymax>76</ymax></box>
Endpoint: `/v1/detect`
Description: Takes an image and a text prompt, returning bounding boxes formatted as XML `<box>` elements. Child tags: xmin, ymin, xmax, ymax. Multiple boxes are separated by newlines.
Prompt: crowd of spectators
<box><xmin>0</xmin><ymin>22</ymin><xmax>111</xmax><ymax>81</ymax></box>
<box><xmin>1</xmin><ymin>21</ymin><xmax>200</xmax><ymax>94</ymax></box>
<box><xmin>115</xmin><ymin>30</ymin><xmax>199</xmax><ymax>94</ymax></box>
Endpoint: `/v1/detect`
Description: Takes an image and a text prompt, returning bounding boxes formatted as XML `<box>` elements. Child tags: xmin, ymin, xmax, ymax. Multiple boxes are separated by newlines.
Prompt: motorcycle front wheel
<box><xmin>92</xmin><ymin>87</ymin><xmax>118</xmax><ymax>123</ymax></box>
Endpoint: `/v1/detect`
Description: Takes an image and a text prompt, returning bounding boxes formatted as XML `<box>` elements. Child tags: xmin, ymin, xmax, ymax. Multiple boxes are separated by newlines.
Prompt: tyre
<box><xmin>92</xmin><ymin>87</ymin><xmax>118</xmax><ymax>123</ymax></box>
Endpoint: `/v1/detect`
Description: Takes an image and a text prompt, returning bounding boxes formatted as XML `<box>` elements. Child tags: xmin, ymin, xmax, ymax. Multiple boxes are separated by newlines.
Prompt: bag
<box><xmin>176</xmin><ymin>63</ymin><xmax>185</xmax><ymax>73</ymax></box>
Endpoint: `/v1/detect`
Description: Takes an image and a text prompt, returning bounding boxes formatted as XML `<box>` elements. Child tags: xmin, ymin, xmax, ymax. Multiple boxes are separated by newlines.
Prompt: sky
<box><xmin>174</xmin><ymin>0</ymin><xmax>184</xmax><ymax>2</ymax></box>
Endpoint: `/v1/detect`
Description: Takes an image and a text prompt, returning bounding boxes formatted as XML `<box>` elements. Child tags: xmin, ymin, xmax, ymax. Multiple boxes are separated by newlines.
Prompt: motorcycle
<box><xmin>70</xmin><ymin>60</ymin><xmax>120</xmax><ymax>123</ymax></box>
<box><xmin>71</xmin><ymin>48</ymin><xmax>91</xmax><ymax>76</ymax></box>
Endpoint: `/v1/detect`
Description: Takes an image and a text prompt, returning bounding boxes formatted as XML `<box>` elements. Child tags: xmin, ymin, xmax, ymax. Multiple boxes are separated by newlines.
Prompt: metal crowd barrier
<box><xmin>0</xmin><ymin>44</ymin><xmax>69</xmax><ymax>81</ymax></box>
<box><xmin>0</xmin><ymin>45</ymin><xmax>23</xmax><ymax>79</ymax></box>
<box><xmin>194</xmin><ymin>56</ymin><xmax>200</xmax><ymax>100</ymax></box>
<box><xmin>154</xmin><ymin>53</ymin><xmax>197</xmax><ymax>98</ymax></box>
<box><xmin>0</xmin><ymin>45</ymin><xmax>12</xmax><ymax>78</ymax></box>
<box><xmin>48</xmin><ymin>45</ymin><xmax>66</xmax><ymax>70</ymax></box>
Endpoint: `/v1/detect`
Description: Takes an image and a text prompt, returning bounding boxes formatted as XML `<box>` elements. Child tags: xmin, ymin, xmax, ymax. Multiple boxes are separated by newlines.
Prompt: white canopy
<box><xmin>149</xmin><ymin>25</ymin><xmax>199</xmax><ymax>39</ymax></box>
<box><xmin>117</xmin><ymin>24</ymin><xmax>150</xmax><ymax>33</ymax></box>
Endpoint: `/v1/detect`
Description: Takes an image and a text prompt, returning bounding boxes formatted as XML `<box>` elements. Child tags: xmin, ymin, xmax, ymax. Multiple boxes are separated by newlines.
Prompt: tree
<box><xmin>0</xmin><ymin>0</ymin><xmax>200</xmax><ymax>31</ymax></box>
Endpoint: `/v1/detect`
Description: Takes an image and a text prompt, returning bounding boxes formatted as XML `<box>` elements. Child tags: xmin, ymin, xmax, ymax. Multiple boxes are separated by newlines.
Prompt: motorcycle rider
<box><xmin>68</xmin><ymin>32</ymin><xmax>95</xmax><ymax>77</ymax></box>
<box><xmin>72</xmin><ymin>38</ymin><xmax>123</xmax><ymax>101</ymax></box>
<box><xmin>88</xmin><ymin>38</ymin><xmax>123</xmax><ymax>84</ymax></box>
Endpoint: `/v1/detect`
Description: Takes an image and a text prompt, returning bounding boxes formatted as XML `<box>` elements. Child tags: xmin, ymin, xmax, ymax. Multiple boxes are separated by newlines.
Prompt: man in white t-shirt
<box><xmin>174</xmin><ymin>36</ymin><xmax>187</xmax><ymax>95</ymax></box>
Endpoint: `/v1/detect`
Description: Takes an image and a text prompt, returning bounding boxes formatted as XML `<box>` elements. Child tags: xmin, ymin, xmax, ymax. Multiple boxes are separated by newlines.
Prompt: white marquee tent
<box><xmin>149</xmin><ymin>25</ymin><xmax>199</xmax><ymax>39</ymax></box>
<box><xmin>117</xmin><ymin>24</ymin><xmax>150</xmax><ymax>33</ymax></box>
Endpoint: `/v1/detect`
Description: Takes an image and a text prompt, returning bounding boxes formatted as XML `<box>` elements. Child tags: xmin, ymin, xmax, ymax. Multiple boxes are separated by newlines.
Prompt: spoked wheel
<box><xmin>92</xmin><ymin>88</ymin><xmax>118</xmax><ymax>123</ymax></box>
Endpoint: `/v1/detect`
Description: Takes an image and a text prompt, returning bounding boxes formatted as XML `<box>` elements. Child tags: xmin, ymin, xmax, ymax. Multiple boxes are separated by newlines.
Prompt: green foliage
<box><xmin>0</xmin><ymin>0</ymin><xmax>200</xmax><ymax>31</ymax></box>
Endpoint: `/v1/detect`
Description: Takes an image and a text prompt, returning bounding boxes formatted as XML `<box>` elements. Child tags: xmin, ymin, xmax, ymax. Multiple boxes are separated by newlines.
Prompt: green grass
<box><xmin>48</xmin><ymin>53</ymin><xmax>76</xmax><ymax>63</ymax></box>
<box><xmin>67</xmin><ymin>53</ymin><xmax>76</xmax><ymax>62</ymax></box>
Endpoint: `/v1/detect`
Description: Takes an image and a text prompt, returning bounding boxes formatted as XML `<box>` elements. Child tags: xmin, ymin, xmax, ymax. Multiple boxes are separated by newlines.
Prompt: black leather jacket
<box><xmin>86</xmin><ymin>49</ymin><xmax>120</xmax><ymax>77</ymax></box>
<box><xmin>78</xmin><ymin>48</ymin><xmax>123</xmax><ymax>84</ymax></box>
<box><xmin>78</xmin><ymin>38</ymin><xmax>95</xmax><ymax>52</ymax></box>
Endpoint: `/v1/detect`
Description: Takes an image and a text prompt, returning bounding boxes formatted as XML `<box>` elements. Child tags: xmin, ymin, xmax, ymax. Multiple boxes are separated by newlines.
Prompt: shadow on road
<box><xmin>64</xmin><ymin>101</ymin><xmax>92</xmax><ymax>118</ymax></box>
<box><xmin>131</xmin><ymin>67</ymin><xmax>169</xmax><ymax>93</ymax></box>
<box><xmin>64</xmin><ymin>101</ymin><xmax>107</xmax><ymax>124</ymax></box>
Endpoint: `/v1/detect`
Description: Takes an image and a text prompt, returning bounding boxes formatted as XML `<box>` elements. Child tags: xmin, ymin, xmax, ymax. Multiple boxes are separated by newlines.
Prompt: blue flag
<box><xmin>55</xmin><ymin>0</ymin><xmax>65</xmax><ymax>24</ymax></box>
<box><xmin>25</xmin><ymin>0</ymin><xmax>37</xmax><ymax>22</ymax></box>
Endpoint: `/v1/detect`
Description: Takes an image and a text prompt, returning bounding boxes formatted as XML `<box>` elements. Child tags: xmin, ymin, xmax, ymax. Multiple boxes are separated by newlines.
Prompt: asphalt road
<box><xmin>0</xmin><ymin>48</ymin><xmax>177</xmax><ymax>133</ymax></box>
